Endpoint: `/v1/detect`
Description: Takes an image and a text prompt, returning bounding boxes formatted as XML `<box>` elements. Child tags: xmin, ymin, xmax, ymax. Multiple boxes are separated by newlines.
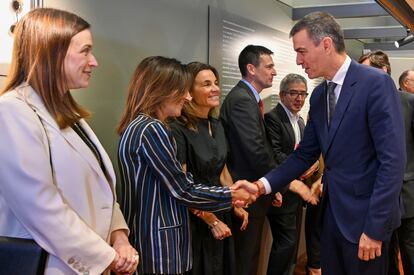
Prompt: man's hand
<box><xmin>289</xmin><ymin>180</ymin><xmax>318</xmax><ymax>205</ymax></box>
<box><xmin>231</xmin><ymin>180</ymin><xmax>258</xmax><ymax>207</ymax></box>
<box><xmin>299</xmin><ymin>160</ymin><xmax>319</xmax><ymax>180</ymax></box>
<box><xmin>310</xmin><ymin>180</ymin><xmax>323</xmax><ymax>199</ymax></box>
<box><xmin>358</xmin><ymin>232</ymin><xmax>382</xmax><ymax>261</ymax></box>
<box><xmin>272</xmin><ymin>192</ymin><xmax>283</xmax><ymax>207</ymax></box>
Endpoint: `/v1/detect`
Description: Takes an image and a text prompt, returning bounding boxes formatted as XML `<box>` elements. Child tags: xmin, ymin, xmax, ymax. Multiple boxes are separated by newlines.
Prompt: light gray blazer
<box><xmin>0</xmin><ymin>84</ymin><xmax>128</xmax><ymax>275</ymax></box>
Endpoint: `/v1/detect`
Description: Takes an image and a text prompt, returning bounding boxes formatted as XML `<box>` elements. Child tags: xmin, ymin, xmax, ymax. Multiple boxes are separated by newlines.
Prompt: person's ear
<box><xmin>322</xmin><ymin>36</ymin><xmax>333</xmax><ymax>53</ymax></box>
<box><xmin>246</xmin><ymin>64</ymin><xmax>255</xmax><ymax>76</ymax></box>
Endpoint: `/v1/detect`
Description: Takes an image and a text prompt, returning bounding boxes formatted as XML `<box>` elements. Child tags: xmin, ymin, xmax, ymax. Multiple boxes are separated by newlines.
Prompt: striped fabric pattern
<box><xmin>118</xmin><ymin>114</ymin><xmax>232</xmax><ymax>274</ymax></box>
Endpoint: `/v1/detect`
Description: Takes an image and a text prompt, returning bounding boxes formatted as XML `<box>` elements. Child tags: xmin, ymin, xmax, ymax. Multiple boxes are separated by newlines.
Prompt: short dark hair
<box><xmin>290</xmin><ymin>11</ymin><xmax>345</xmax><ymax>53</ymax></box>
<box><xmin>238</xmin><ymin>45</ymin><xmax>273</xmax><ymax>77</ymax></box>
<box><xmin>280</xmin><ymin>73</ymin><xmax>307</xmax><ymax>93</ymax></box>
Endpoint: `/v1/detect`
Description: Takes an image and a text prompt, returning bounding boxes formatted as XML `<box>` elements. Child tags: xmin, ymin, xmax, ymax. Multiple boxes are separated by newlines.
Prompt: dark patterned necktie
<box><xmin>327</xmin><ymin>82</ymin><xmax>337</xmax><ymax>126</ymax></box>
<box><xmin>258</xmin><ymin>99</ymin><xmax>264</xmax><ymax>118</ymax></box>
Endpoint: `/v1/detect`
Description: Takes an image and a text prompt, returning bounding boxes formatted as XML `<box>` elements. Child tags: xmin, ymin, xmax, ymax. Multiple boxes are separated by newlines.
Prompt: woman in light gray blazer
<box><xmin>0</xmin><ymin>8</ymin><xmax>137</xmax><ymax>275</ymax></box>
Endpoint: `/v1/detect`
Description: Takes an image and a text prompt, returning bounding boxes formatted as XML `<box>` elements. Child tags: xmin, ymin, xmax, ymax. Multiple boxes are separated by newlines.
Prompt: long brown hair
<box><xmin>177</xmin><ymin>62</ymin><xmax>220</xmax><ymax>131</ymax></box>
<box><xmin>1</xmin><ymin>8</ymin><xmax>91</xmax><ymax>129</ymax></box>
<box><xmin>117</xmin><ymin>56</ymin><xmax>191</xmax><ymax>135</ymax></box>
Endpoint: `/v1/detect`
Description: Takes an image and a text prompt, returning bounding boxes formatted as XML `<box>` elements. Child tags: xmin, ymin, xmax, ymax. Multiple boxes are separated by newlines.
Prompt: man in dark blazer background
<box><xmin>264</xmin><ymin>73</ymin><xmax>307</xmax><ymax>275</ymax></box>
<box><xmin>387</xmin><ymin>70</ymin><xmax>414</xmax><ymax>275</ymax></box>
<box><xmin>250</xmin><ymin>12</ymin><xmax>405</xmax><ymax>275</ymax></box>
<box><xmin>220</xmin><ymin>44</ymin><xmax>277</xmax><ymax>275</ymax></box>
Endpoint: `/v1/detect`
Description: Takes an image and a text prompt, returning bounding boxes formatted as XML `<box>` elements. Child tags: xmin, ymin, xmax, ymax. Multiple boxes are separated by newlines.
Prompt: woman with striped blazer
<box><xmin>117</xmin><ymin>56</ymin><xmax>255</xmax><ymax>275</ymax></box>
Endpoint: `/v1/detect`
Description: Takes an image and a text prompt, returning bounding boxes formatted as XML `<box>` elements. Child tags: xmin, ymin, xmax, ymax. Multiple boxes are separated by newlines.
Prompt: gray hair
<box><xmin>280</xmin><ymin>73</ymin><xmax>307</xmax><ymax>93</ymax></box>
<box><xmin>290</xmin><ymin>11</ymin><xmax>345</xmax><ymax>53</ymax></box>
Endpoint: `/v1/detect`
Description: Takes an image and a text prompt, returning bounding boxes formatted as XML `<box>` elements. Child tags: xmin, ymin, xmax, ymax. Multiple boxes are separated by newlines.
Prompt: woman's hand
<box><xmin>209</xmin><ymin>219</ymin><xmax>232</xmax><ymax>240</ymax></box>
<box><xmin>110</xmin><ymin>230</ymin><xmax>139</xmax><ymax>274</ymax></box>
<box><xmin>234</xmin><ymin>207</ymin><xmax>249</xmax><ymax>230</ymax></box>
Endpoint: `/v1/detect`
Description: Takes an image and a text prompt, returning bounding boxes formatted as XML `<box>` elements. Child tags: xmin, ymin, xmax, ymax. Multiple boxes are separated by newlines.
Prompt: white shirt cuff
<box><xmin>259</xmin><ymin>177</ymin><xmax>272</xmax><ymax>194</ymax></box>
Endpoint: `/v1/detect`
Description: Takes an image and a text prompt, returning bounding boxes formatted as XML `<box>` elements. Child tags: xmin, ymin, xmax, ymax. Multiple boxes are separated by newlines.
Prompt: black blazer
<box><xmin>220</xmin><ymin>80</ymin><xmax>275</xmax><ymax>217</ymax></box>
<box><xmin>265</xmin><ymin>103</ymin><xmax>305</xmax><ymax>214</ymax></box>
<box><xmin>399</xmin><ymin>91</ymin><xmax>414</xmax><ymax>218</ymax></box>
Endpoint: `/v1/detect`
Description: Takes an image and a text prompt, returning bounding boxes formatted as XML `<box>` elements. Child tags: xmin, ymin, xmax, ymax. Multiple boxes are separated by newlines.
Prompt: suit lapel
<box><xmin>277</xmin><ymin>104</ymin><xmax>295</xmax><ymax>146</ymax></box>
<box><xmin>312</xmin><ymin>84</ymin><xmax>330</xmax><ymax>153</ymax></box>
<box><xmin>238</xmin><ymin>81</ymin><xmax>262</xmax><ymax>120</ymax></box>
<box><xmin>326</xmin><ymin>62</ymin><xmax>358</xmax><ymax>153</ymax></box>
<box><xmin>298</xmin><ymin>117</ymin><xmax>305</xmax><ymax>139</ymax></box>
<box><xmin>78</xmin><ymin>120</ymin><xmax>116</xmax><ymax>191</ymax></box>
<box><xmin>22</xmin><ymin>85</ymin><xmax>112</xmax><ymax>188</ymax></box>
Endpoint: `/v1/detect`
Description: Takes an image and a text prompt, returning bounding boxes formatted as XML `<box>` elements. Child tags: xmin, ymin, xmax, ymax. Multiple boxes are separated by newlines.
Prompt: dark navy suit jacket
<box><xmin>264</xmin><ymin>60</ymin><xmax>406</xmax><ymax>243</ymax></box>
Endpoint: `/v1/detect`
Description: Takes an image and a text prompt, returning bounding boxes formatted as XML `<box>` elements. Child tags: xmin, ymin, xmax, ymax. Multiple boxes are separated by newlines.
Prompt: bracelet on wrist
<box><xmin>254</xmin><ymin>181</ymin><xmax>264</xmax><ymax>195</ymax></box>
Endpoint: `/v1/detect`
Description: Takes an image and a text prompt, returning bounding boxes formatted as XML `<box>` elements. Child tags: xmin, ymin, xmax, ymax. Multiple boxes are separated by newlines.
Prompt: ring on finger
<box><xmin>132</xmin><ymin>253</ymin><xmax>139</xmax><ymax>262</ymax></box>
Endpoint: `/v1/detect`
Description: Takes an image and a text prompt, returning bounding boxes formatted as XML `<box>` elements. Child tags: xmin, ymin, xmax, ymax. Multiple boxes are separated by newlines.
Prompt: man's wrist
<box><xmin>254</xmin><ymin>181</ymin><xmax>265</xmax><ymax>196</ymax></box>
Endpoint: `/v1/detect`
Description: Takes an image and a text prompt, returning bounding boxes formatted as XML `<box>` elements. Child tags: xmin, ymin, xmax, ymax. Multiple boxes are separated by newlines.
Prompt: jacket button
<box><xmin>67</xmin><ymin>257</ymin><xmax>75</xmax><ymax>264</ymax></box>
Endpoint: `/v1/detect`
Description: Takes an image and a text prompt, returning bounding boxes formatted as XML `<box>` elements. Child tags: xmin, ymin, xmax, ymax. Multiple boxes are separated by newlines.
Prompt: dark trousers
<box><xmin>305</xmin><ymin>202</ymin><xmax>322</xmax><ymax>269</ymax></box>
<box><xmin>388</xmin><ymin>216</ymin><xmax>414</xmax><ymax>275</ymax></box>
<box><xmin>267</xmin><ymin>211</ymin><xmax>298</xmax><ymax>275</ymax></box>
<box><xmin>232</xmin><ymin>214</ymin><xmax>266</xmax><ymax>275</ymax></box>
<box><xmin>321</xmin><ymin>202</ymin><xmax>388</xmax><ymax>275</ymax></box>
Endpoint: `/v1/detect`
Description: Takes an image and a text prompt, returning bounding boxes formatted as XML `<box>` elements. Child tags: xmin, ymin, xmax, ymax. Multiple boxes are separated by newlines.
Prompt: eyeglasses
<box><xmin>285</xmin><ymin>90</ymin><xmax>309</xmax><ymax>98</ymax></box>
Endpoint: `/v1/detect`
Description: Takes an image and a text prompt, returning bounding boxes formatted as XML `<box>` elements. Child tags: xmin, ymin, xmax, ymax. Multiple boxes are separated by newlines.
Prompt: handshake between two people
<box><xmin>230</xmin><ymin>180</ymin><xmax>262</xmax><ymax>208</ymax></box>
<box><xmin>229</xmin><ymin>160</ymin><xmax>322</xmax><ymax>208</ymax></box>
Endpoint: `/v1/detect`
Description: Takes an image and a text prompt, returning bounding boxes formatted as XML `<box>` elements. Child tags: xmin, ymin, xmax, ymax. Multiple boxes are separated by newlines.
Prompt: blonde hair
<box><xmin>1</xmin><ymin>8</ymin><xmax>91</xmax><ymax>128</ymax></box>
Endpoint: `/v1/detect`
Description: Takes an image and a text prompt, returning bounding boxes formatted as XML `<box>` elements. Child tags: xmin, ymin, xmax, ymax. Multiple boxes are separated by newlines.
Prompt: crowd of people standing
<box><xmin>0</xmin><ymin>7</ymin><xmax>411</xmax><ymax>275</ymax></box>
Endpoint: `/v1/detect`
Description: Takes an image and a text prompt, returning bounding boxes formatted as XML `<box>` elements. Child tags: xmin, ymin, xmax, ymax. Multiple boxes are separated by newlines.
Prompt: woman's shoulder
<box><xmin>125</xmin><ymin>114</ymin><xmax>169</xmax><ymax>137</ymax></box>
<box><xmin>169</xmin><ymin>119</ymin><xmax>190</xmax><ymax>134</ymax></box>
<box><xmin>0</xmin><ymin>87</ymin><xmax>36</xmax><ymax>117</ymax></box>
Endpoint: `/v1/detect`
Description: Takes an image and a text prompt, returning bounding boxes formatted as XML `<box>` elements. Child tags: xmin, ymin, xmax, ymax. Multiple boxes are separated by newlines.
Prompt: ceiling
<box><xmin>276</xmin><ymin>0</ymin><xmax>414</xmax><ymax>51</ymax></box>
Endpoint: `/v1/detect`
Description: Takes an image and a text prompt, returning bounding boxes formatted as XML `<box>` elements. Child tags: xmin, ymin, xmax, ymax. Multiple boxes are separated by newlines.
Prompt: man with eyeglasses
<box><xmin>265</xmin><ymin>73</ymin><xmax>320</xmax><ymax>275</ymax></box>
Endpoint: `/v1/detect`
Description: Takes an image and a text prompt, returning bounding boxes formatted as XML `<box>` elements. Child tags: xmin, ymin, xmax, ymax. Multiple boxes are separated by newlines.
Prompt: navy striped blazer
<box><xmin>118</xmin><ymin>114</ymin><xmax>233</xmax><ymax>274</ymax></box>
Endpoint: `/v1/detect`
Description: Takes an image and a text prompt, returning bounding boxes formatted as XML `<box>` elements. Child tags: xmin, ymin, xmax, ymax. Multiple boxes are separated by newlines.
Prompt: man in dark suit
<box><xmin>399</xmin><ymin>69</ymin><xmax>414</xmax><ymax>94</ymax></box>
<box><xmin>387</xmin><ymin>70</ymin><xmax>414</xmax><ymax>275</ymax></box>
<box><xmin>248</xmin><ymin>12</ymin><xmax>405</xmax><ymax>275</ymax></box>
<box><xmin>220</xmin><ymin>44</ymin><xmax>277</xmax><ymax>275</ymax></box>
<box><xmin>265</xmin><ymin>73</ymin><xmax>308</xmax><ymax>275</ymax></box>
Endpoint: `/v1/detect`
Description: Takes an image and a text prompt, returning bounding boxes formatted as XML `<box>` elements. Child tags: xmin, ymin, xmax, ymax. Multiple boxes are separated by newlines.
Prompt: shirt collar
<box><xmin>328</xmin><ymin>55</ymin><xmax>351</xmax><ymax>86</ymax></box>
<box><xmin>241</xmin><ymin>79</ymin><xmax>261</xmax><ymax>103</ymax></box>
<box><xmin>280</xmin><ymin>102</ymin><xmax>300</xmax><ymax>122</ymax></box>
